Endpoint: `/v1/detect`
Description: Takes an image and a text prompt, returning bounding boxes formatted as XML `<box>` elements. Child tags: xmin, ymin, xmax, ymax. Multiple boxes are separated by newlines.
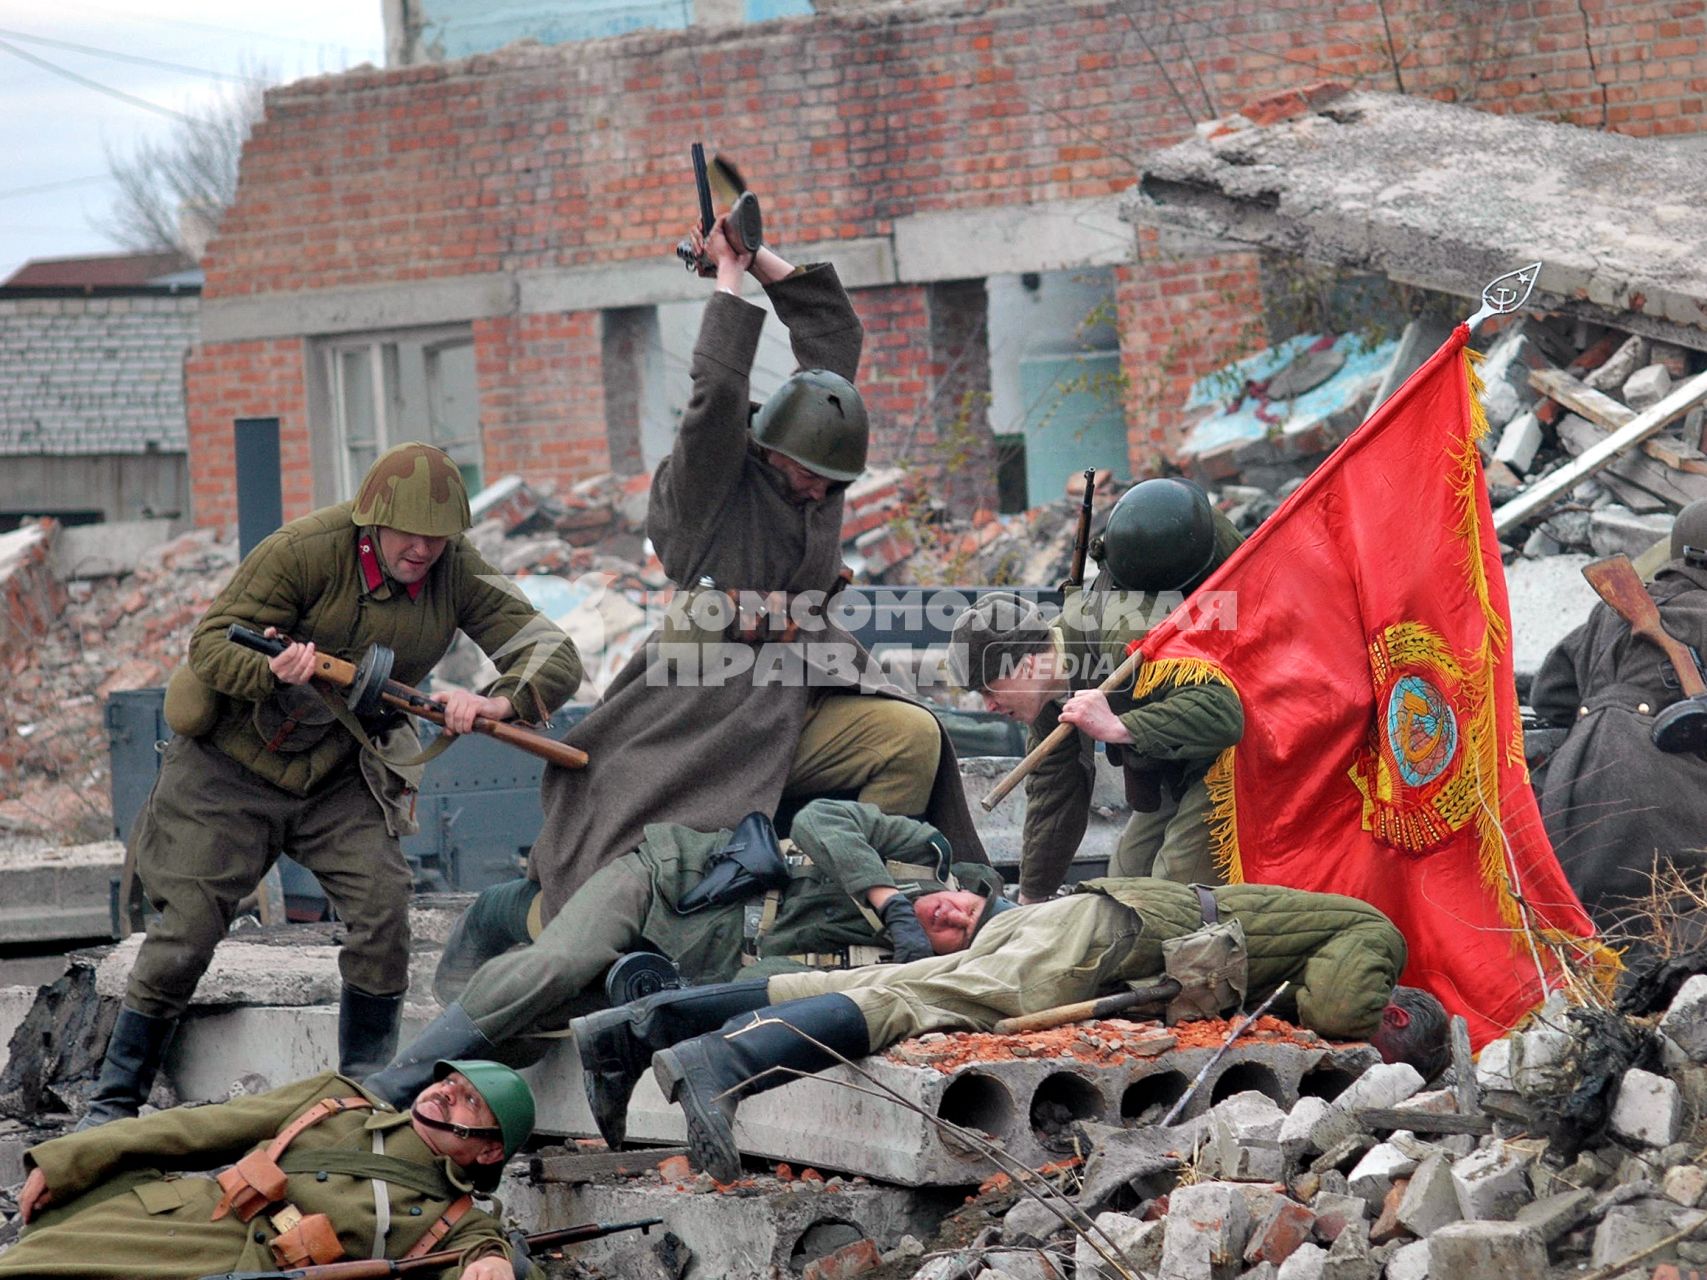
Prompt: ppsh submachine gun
<box><xmin>227</xmin><ymin>624</ymin><xmax>589</xmax><ymax>771</ymax></box>
<box><xmin>674</xmin><ymin>141</ymin><xmax>763</xmax><ymax>276</ymax></box>
<box><xmin>198</xmin><ymin>1216</ymin><xmax>662</xmax><ymax>1280</ymax></box>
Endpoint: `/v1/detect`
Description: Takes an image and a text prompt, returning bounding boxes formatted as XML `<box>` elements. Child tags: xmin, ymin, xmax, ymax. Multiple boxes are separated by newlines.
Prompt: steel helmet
<box><xmin>751</xmin><ymin>369</ymin><xmax>869</xmax><ymax>482</ymax></box>
<box><xmin>1098</xmin><ymin>478</ymin><xmax>1219</xmax><ymax>593</ymax></box>
<box><xmin>1672</xmin><ymin>499</ymin><xmax>1707</xmax><ymax>567</ymax></box>
<box><xmin>435</xmin><ymin>1059</ymin><xmax>535</xmax><ymax>1160</ymax></box>
<box><xmin>350</xmin><ymin>443</ymin><xmax>472</xmax><ymax>537</ymax></box>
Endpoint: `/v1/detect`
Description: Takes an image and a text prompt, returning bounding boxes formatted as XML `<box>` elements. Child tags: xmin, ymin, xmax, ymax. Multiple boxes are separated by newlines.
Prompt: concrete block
<box><xmin>1160</xmin><ymin>1182</ymin><xmax>1253</xmax><ymax>1280</ymax></box>
<box><xmin>0</xmin><ymin>984</ymin><xmax>38</xmax><ymax>1079</ymax></box>
<box><xmin>1590</xmin><ymin>506</ymin><xmax>1677</xmax><ymax>560</ymax></box>
<box><xmin>1427</xmin><ymin>1220</ymin><xmax>1547</xmax><ymax>1280</ymax></box>
<box><xmin>1275</xmin><ymin>1242</ymin><xmax>1326</xmax><ymax>1280</ymax></box>
<box><xmin>1592</xmin><ymin>1204</ymin><xmax>1691</xmax><ymax>1270</ymax></box>
<box><xmin>1244</xmin><ymin>1198</ymin><xmax>1317</xmax><ymax>1267</ymax></box>
<box><xmin>1210</xmin><ymin>1090</ymin><xmax>1288</xmax><ymax>1181</ymax></box>
<box><xmin>1396</xmin><ymin>1153</ymin><xmax>1462</xmax><ymax>1237</ymax></box>
<box><xmin>1494</xmin><ymin>410</ymin><xmax>1543</xmax><ymax>473</ymax></box>
<box><xmin>1347</xmin><ymin>1141</ymin><xmax>1418</xmax><ymax>1213</ymax></box>
<box><xmin>1003</xmin><ymin>1197</ymin><xmax>1070</xmax><ymax>1246</ymax></box>
<box><xmin>1280</xmin><ymin>1096</ymin><xmax>1330</xmax><ymax>1161</ymax></box>
<box><xmin>1076</xmin><ymin>1213</ymin><xmax>1162</xmax><ymax>1280</ymax></box>
<box><xmin>1624</xmin><ymin>362</ymin><xmax>1674</xmax><ymax>411</ymax></box>
<box><xmin>50</xmin><ymin>518</ymin><xmax>177</xmax><ymax>579</ymax></box>
<box><xmin>1474</xmin><ymin>1038</ymin><xmax>1515</xmax><ymax>1092</ymax></box>
<box><xmin>1515</xmin><ymin>1188</ymin><xmax>1595</xmax><ymax>1244</ymax></box>
<box><xmin>1660</xmin><ymin>975</ymin><xmax>1707</xmax><ymax>1062</ymax></box>
<box><xmin>1321</xmin><ymin>1220</ymin><xmax>1374</xmax><ymax>1280</ymax></box>
<box><xmin>1610</xmin><ymin>1068</ymin><xmax>1683</xmax><ymax>1148</ymax></box>
<box><xmin>1511</xmin><ymin>1027</ymin><xmax>1574</xmax><ymax>1095</ymax></box>
<box><xmin>1384</xmin><ymin>1239</ymin><xmax>1430</xmax><ymax>1280</ymax></box>
<box><xmin>1244</xmin><ymin>1264</ymin><xmax>1278</xmax><ymax>1280</ymax></box>
<box><xmin>1310</xmin><ymin>1192</ymin><xmax>1368</xmax><ymax>1243</ymax></box>
<box><xmin>1666</xmin><ymin>1164</ymin><xmax>1707</xmax><ymax>1208</ymax></box>
<box><xmin>497</xmin><ymin>1167</ymin><xmax>951</xmax><ymax>1280</ymax></box>
<box><xmin>1309</xmin><ymin>1064</ymin><xmax>1424</xmax><ymax>1152</ymax></box>
<box><xmin>1451</xmin><ymin>1142</ymin><xmax>1535</xmax><ymax>1221</ymax></box>
<box><xmin>0</xmin><ymin>841</ymin><xmax>124</xmax><ymax>945</ymax></box>
<box><xmin>978</xmin><ymin>1249</ymin><xmax>1065</xmax><ymax>1280</ymax></box>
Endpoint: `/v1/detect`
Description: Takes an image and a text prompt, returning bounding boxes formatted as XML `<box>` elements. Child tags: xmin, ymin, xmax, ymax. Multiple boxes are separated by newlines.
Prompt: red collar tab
<box><xmin>358</xmin><ymin>532</ymin><xmax>425</xmax><ymax>600</ymax></box>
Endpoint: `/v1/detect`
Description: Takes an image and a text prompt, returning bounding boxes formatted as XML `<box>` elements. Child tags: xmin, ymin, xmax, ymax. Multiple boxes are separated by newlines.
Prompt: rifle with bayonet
<box><xmin>197</xmin><ymin>1216</ymin><xmax>663</xmax><ymax>1280</ymax></box>
<box><xmin>1060</xmin><ymin>466</ymin><xmax>1097</xmax><ymax>591</ymax></box>
<box><xmin>227</xmin><ymin>624</ymin><xmax>588</xmax><ymax>771</ymax></box>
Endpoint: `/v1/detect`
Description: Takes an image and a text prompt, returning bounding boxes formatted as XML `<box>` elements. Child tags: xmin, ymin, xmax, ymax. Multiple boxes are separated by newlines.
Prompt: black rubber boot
<box><xmin>363</xmin><ymin>1002</ymin><xmax>496</xmax><ymax>1108</ymax></box>
<box><xmin>78</xmin><ymin>1006</ymin><xmax>177</xmax><ymax>1130</ymax></box>
<box><xmin>652</xmin><ymin>994</ymin><xmax>870</xmax><ymax>1183</ymax></box>
<box><xmin>338</xmin><ymin>986</ymin><xmax>406</xmax><ymax>1080</ymax></box>
<box><xmin>571</xmin><ymin>980</ymin><xmax>771</xmax><ymax>1149</ymax></box>
<box><xmin>433</xmin><ymin>879</ymin><xmax>540</xmax><ymax>1006</ymax></box>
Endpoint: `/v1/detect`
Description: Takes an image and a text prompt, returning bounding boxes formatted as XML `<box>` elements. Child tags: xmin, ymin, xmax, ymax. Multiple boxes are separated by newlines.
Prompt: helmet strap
<box><xmin>410</xmin><ymin>1100</ymin><xmax>503</xmax><ymax>1144</ymax></box>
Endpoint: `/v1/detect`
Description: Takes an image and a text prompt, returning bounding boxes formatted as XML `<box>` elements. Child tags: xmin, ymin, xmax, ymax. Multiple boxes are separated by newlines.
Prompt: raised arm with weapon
<box><xmin>228</xmin><ymin>625</ymin><xmax>589</xmax><ymax>770</ymax></box>
<box><xmin>674</xmin><ymin>142</ymin><xmax>763</xmax><ymax>277</ymax></box>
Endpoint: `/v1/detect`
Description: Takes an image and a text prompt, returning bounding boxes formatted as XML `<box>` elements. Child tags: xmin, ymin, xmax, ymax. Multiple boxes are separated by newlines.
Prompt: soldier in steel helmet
<box><xmin>525</xmin><ymin>204</ymin><xmax>988</xmax><ymax>941</ymax></box>
<box><xmin>86</xmin><ymin>443</ymin><xmax>583</xmax><ymax>1130</ymax></box>
<box><xmin>948</xmin><ymin>479</ymin><xmax>1246</xmax><ymax>900</ymax></box>
<box><xmin>2</xmin><ymin>1058</ymin><xmax>533</xmax><ymax>1278</ymax></box>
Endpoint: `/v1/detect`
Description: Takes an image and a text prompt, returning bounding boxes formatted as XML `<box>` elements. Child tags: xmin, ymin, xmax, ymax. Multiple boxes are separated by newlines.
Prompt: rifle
<box><xmin>198</xmin><ymin>1216</ymin><xmax>662</xmax><ymax>1280</ymax></box>
<box><xmin>981</xmin><ymin>646</ymin><xmax>1142</xmax><ymax>811</ymax></box>
<box><xmin>1060</xmin><ymin>467</ymin><xmax>1097</xmax><ymax>591</ymax></box>
<box><xmin>227</xmin><ymin>625</ymin><xmax>589</xmax><ymax>770</ymax></box>
<box><xmin>1580</xmin><ymin>554</ymin><xmax>1707</xmax><ymax>754</ymax></box>
<box><xmin>674</xmin><ymin>141</ymin><xmax>764</xmax><ymax>276</ymax></box>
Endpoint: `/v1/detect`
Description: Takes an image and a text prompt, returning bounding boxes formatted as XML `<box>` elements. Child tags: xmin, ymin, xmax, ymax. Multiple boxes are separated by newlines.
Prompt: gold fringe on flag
<box><xmin>1134</xmin><ymin>657</ymin><xmax>1244</xmax><ymax>883</ymax></box>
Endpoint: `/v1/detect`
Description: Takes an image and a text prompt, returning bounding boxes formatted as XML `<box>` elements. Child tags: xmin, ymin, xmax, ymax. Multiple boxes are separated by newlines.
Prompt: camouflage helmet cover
<box><xmin>751</xmin><ymin>369</ymin><xmax>869</xmax><ymax>482</ymax></box>
<box><xmin>350</xmin><ymin>443</ymin><xmax>472</xmax><ymax>537</ymax></box>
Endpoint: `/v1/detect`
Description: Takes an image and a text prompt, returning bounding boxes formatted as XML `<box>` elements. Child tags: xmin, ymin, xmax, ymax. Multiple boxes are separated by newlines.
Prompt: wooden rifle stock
<box><xmin>992</xmin><ymin>978</ymin><xmax>1181</xmax><ymax>1035</ymax></box>
<box><xmin>226</xmin><ymin>625</ymin><xmax>589</xmax><ymax>770</ymax></box>
<box><xmin>1580</xmin><ymin>556</ymin><xmax>1707</xmax><ymax>697</ymax></box>
<box><xmin>980</xmin><ymin>647</ymin><xmax>1141</xmax><ymax>812</ymax></box>
<box><xmin>1061</xmin><ymin>467</ymin><xmax>1097</xmax><ymax>591</ymax></box>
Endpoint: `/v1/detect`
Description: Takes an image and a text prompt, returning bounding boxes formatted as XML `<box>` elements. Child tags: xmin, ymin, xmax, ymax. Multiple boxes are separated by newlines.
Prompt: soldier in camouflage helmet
<box><xmin>90</xmin><ymin>443</ymin><xmax>582</xmax><ymax>1131</ymax></box>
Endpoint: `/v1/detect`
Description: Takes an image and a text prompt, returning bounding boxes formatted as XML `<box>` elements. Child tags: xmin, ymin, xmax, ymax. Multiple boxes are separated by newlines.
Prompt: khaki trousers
<box><xmin>768</xmin><ymin>894</ymin><xmax>1150</xmax><ymax>1046</ymax></box>
<box><xmin>1110</xmin><ymin>775</ymin><xmax>1220</xmax><ymax>885</ymax></box>
<box><xmin>784</xmin><ymin>693</ymin><xmax>941</xmax><ymax>814</ymax></box>
<box><xmin>125</xmin><ymin>736</ymin><xmax>413</xmax><ymax>1018</ymax></box>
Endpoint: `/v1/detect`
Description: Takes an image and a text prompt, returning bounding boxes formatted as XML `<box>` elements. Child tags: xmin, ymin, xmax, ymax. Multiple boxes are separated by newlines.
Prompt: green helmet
<box><xmin>1098</xmin><ymin>478</ymin><xmax>1218</xmax><ymax>593</ymax></box>
<box><xmin>1672</xmin><ymin>499</ymin><xmax>1707</xmax><ymax>567</ymax></box>
<box><xmin>751</xmin><ymin>369</ymin><xmax>869</xmax><ymax>482</ymax></box>
<box><xmin>436</xmin><ymin>1059</ymin><xmax>535</xmax><ymax>1160</ymax></box>
<box><xmin>350</xmin><ymin>443</ymin><xmax>471</xmax><ymax>537</ymax></box>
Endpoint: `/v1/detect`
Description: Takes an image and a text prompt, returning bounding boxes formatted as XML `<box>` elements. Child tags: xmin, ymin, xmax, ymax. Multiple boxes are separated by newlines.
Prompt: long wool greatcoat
<box><xmin>531</xmin><ymin>266</ymin><xmax>986</xmax><ymax>918</ymax></box>
<box><xmin>1531</xmin><ymin>560</ymin><xmax>1707</xmax><ymax>933</ymax></box>
<box><xmin>0</xmin><ymin>1073</ymin><xmax>506</xmax><ymax>1278</ymax></box>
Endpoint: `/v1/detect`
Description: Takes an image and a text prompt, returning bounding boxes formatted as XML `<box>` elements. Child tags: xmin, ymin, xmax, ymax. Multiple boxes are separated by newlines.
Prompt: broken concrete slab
<box><xmin>0</xmin><ymin>840</ymin><xmax>122</xmax><ymax>945</ymax></box>
<box><xmin>1452</xmin><ymin>1141</ymin><xmax>1535</xmax><ymax>1221</ymax></box>
<box><xmin>1159</xmin><ymin>1181</ymin><xmax>1251</xmax><ymax>1280</ymax></box>
<box><xmin>49</xmin><ymin>518</ymin><xmax>178</xmax><ymax>581</ymax></box>
<box><xmin>1589</xmin><ymin>504</ymin><xmax>1682</xmax><ymax>560</ymax></box>
<box><xmin>1660</xmin><ymin>974</ymin><xmax>1707</xmax><ymax>1062</ymax></box>
<box><xmin>1127</xmin><ymin>89</ymin><xmax>1707</xmax><ymax>351</ymax></box>
<box><xmin>1609</xmin><ymin>1067</ymin><xmax>1683</xmax><ymax>1148</ymax></box>
<box><xmin>1427</xmin><ymin>1220</ymin><xmax>1548</xmax><ymax>1280</ymax></box>
<box><xmin>1308</xmin><ymin>1063</ymin><xmax>1423</xmax><ymax>1152</ymax></box>
<box><xmin>1396</xmin><ymin>1152</ymin><xmax>1461</xmax><ymax>1237</ymax></box>
<box><xmin>1075</xmin><ymin>1213</ymin><xmax>1162</xmax><ymax>1280</ymax></box>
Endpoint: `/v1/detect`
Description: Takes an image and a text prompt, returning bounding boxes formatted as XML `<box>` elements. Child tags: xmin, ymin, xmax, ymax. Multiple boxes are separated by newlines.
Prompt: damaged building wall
<box><xmin>188</xmin><ymin>0</ymin><xmax>1707</xmax><ymax>528</ymax></box>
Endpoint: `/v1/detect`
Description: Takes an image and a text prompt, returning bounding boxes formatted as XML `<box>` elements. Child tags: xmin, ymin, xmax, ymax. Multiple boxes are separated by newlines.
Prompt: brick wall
<box><xmin>183</xmin><ymin>339</ymin><xmax>309</xmax><ymax>530</ymax></box>
<box><xmin>189</xmin><ymin>0</ymin><xmax>1707</xmax><ymax>524</ymax></box>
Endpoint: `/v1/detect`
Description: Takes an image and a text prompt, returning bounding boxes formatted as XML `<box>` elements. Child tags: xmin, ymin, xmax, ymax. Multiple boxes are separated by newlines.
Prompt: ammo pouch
<box><xmin>676</xmin><ymin>812</ymin><xmax>789</xmax><ymax>913</ymax></box>
<box><xmin>163</xmin><ymin>663</ymin><xmax>224</xmax><ymax>737</ymax></box>
<box><xmin>213</xmin><ymin>1151</ymin><xmax>288</xmax><ymax>1223</ymax></box>
<box><xmin>253</xmin><ymin>684</ymin><xmax>339</xmax><ymax>754</ymax></box>
<box><xmin>269</xmin><ymin>1210</ymin><xmax>345</xmax><ymax>1267</ymax></box>
<box><xmin>1160</xmin><ymin>910</ymin><xmax>1249</xmax><ymax>1025</ymax></box>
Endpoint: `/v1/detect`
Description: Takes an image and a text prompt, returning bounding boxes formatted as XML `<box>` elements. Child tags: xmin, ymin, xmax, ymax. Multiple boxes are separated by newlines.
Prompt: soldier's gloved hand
<box><xmin>880</xmin><ymin>895</ymin><xmax>935</xmax><ymax>963</ymax></box>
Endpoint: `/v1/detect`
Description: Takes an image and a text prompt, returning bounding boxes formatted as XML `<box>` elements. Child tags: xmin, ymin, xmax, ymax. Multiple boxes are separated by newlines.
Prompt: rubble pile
<box><xmin>0</xmin><ymin>525</ymin><xmax>232</xmax><ymax>843</ymax></box>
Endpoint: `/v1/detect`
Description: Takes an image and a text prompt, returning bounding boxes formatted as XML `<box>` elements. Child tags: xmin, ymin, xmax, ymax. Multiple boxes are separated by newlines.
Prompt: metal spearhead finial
<box><xmin>1465</xmin><ymin>261</ymin><xmax>1542</xmax><ymax>333</ymax></box>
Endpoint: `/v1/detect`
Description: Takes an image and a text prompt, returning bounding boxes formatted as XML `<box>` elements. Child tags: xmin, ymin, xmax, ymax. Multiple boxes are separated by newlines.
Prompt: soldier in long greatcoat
<box><xmin>527</xmin><ymin>211</ymin><xmax>987</xmax><ymax>924</ymax></box>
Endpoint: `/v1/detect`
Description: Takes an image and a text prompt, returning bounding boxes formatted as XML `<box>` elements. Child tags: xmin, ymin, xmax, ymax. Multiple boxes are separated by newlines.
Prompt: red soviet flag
<box><xmin>1136</xmin><ymin>324</ymin><xmax>1609</xmax><ymax>1048</ymax></box>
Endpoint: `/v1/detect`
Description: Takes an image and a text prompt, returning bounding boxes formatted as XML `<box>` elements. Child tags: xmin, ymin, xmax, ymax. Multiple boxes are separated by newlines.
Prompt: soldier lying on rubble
<box><xmin>0</xmin><ymin>1059</ymin><xmax>533</xmax><ymax>1279</ymax></box>
<box><xmin>571</xmin><ymin>877</ymin><xmax>1450</xmax><ymax>1182</ymax></box>
<box><xmin>89</xmin><ymin>442</ymin><xmax>583</xmax><ymax>1131</ymax></box>
<box><xmin>1532</xmin><ymin>498</ymin><xmax>1707</xmax><ymax>939</ymax></box>
<box><xmin>953</xmin><ymin>479</ymin><xmax>1245</xmax><ymax>903</ymax></box>
<box><xmin>363</xmin><ymin>799</ymin><xmax>1011</xmax><ymax>1128</ymax></box>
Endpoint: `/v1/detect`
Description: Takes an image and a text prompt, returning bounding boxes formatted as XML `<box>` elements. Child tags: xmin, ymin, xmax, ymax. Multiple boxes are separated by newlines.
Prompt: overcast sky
<box><xmin>0</xmin><ymin>0</ymin><xmax>386</xmax><ymax>281</ymax></box>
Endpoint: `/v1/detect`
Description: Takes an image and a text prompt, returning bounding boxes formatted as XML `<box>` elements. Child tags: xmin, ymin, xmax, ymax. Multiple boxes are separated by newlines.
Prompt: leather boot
<box><xmin>363</xmin><ymin>1003</ymin><xmax>495</xmax><ymax>1108</ymax></box>
<box><xmin>570</xmin><ymin>979</ymin><xmax>770</xmax><ymax>1149</ymax></box>
<box><xmin>652</xmin><ymin>994</ymin><xmax>869</xmax><ymax>1183</ymax></box>
<box><xmin>78</xmin><ymin>1006</ymin><xmax>177</xmax><ymax>1130</ymax></box>
<box><xmin>338</xmin><ymin>986</ymin><xmax>406</xmax><ymax>1080</ymax></box>
<box><xmin>433</xmin><ymin>879</ymin><xmax>540</xmax><ymax>1006</ymax></box>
